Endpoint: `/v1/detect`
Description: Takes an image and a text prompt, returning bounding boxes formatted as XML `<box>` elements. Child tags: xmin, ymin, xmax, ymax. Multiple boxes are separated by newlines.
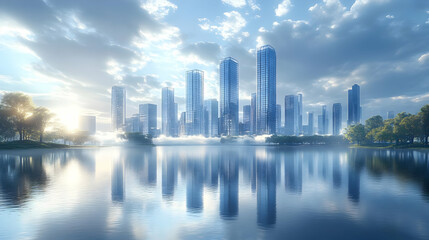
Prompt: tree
<box><xmin>365</xmin><ymin>115</ymin><xmax>384</xmax><ymax>132</ymax></box>
<box><xmin>345</xmin><ymin>124</ymin><xmax>366</xmax><ymax>145</ymax></box>
<box><xmin>0</xmin><ymin>108</ymin><xmax>16</xmax><ymax>141</ymax></box>
<box><xmin>374</xmin><ymin>125</ymin><xmax>394</xmax><ymax>143</ymax></box>
<box><xmin>29</xmin><ymin>107</ymin><xmax>53</xmax><ymax>142</ymax></box>
<box><xmin>0</xmin><ymin>93</ymin><xmax>35</xmax><ymax>140</ymax></box>
<box><xmin>393</xmin><ymin>112</ymin><xmax>412</xmax><ymax>144</ymax></box>
<box><xmin>421</xmin><ymin>104</ymin><xmax>429</xmax><ymax>144</ymax></box>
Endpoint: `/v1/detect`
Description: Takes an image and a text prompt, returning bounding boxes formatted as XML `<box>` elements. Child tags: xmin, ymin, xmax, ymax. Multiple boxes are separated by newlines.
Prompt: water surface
<box><xmin>0</xmin><ymin>146</ymin><xmax>428</xmax><ymax>240</ymax></box>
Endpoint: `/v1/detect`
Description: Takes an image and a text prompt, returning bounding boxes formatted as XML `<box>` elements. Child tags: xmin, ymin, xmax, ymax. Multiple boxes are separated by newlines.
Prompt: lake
<box><xmin>0</xmin><ymin>146</ymin><xmax>428</xmax><ymax>240</ymax></box>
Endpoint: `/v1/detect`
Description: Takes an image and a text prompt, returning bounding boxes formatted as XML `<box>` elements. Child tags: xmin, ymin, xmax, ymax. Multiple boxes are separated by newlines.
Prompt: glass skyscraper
<box><xmin>332</xmin><ymin>103</ymin><xmax>342</xmax><ymax>136</ymax></box>
<box><xmin>250</xmin><ymin>93</ymin><xmax>257</xmax><ymax>134</ymax></box>
<box><xmin>256</xmin><ymin>45</ymin><xmax>276</xmax><ymax>135</ymax></box>
<box><xmin>285</xmin><ymin>95</ymin><xmax>298</xmax><ymax>135</ymax></box>
<box><xmin>243</xmin><ymin>105</ymin><xmax>251</xmax><ymax>134</ymax></box>
<box><xmin>204</xmin><ymin>99</ymin><xmax>219</xmax><ymax>137</ymax></box>
<box><xmin>139</xmin><ymin>103</ymin><xmax>157</xmax><ymax>136</ymax></box>
<box><xmin>297</xmin><ymin>94</ymin><xmax>303</xmax><ymax>135</ymax></box>
<box><xmin>186</xmin><ymin>70</ymin><xmax>204</xmax><ymax>135</ymax></box>
<box><xmin>307</xmin><ymin>112</ymin><xmax>314</xmax><ymax>136</ymax></box>
<box><xmin>111</xmin><ymin>86</ymin><xmax>126</xmax><ymax>131</ymax></box>
<box><xmin>276</xmin><ymin>104</ymin><xmax>281</xmax><ymax>134</ymax></box>
<box><xmin>220</xmin><ymin>57</ymin><xmax>239</xmax><ymax>136</ymax></box>
<box><xmin>347</xmin><ymin>84</ymin><xmax>361</xmax><ymax>126</ymax></box>
<box><xmin>162</xmin><ymin>87</ymin><xmax>176</xmax><ymax>137</ymax></box>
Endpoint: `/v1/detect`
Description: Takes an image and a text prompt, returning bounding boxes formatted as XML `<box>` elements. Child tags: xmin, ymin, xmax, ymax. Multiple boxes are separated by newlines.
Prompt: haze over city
<box><xmin>1</xmin><ymin>0</ymin><xmax>428</xmax><ymax>132</ymax></box>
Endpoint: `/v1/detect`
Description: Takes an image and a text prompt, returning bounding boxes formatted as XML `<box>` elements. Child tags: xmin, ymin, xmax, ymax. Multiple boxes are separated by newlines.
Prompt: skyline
<box><xmin>0</xmin><ymin>0</ymin><xmax>428</xmax><ymax>131</ymax></box>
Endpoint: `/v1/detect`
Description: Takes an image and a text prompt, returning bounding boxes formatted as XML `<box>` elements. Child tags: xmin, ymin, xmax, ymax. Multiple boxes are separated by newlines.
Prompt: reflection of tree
<box><xmin>0</xmin><ymin>153</ymin><xmax>48</xmax><ymax>206</ymax></box>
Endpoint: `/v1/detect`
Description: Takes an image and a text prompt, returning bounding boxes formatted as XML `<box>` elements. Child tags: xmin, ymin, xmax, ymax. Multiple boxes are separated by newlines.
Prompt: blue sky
<box><xmin>0</xmin><ymin>0</ymin><xmax>428</xmax><ymax>131</ymax></box>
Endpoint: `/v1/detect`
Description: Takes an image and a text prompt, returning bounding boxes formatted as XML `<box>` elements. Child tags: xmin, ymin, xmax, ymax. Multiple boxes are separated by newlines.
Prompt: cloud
<box><xmin>141</xmin><ymin>0</ymin><xmax>178</xmax><ymax>19</ymax></box>
<box><xmin>418</xmin><ymin>52</ymin><xmax>429</xmax><ymax>63</ymax></box>
<box><xmin>221</xmin><ymin>0</ymin><xmax>246</xmax><ymax>8</ymax></box>
<box><xmin>180</xmin><ymin>42</ymin><xmax>221</xmax><ymax>64</ymax></box>
<box><xmin>275</xmin><ymin>0</ymin><xmax>293</xmax><ymax>17</ymax></box>
<box><xmin>198</xmin><ymin>11</ymin><xmax>247</xmax><ymax>42</ymax></box>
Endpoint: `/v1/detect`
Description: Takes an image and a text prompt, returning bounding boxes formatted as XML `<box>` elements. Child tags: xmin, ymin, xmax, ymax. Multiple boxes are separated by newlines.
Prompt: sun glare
<box><xmin>53</xmin><ymin>106</ymin><xmax>80</xmax><ymax>131</ymax></box>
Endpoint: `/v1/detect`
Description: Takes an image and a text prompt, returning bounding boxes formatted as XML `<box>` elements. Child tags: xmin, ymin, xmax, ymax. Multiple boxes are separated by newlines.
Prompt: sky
<box><xmin>0</xmin><ymin>0</ymin><xmax>428</xmax><ymax>131</ymax></box>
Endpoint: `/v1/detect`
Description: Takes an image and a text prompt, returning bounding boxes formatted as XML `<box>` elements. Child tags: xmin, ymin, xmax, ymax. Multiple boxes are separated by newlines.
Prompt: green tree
<box><xmin>420</xmin><ymin>104</ymin><xmax>429</xmax><ymax>144</ymax></box>
<box><xmin>0</xmin><ymin>93</ymin><xmax>35</xmax><ymax>140</ymax></box>
<box><xmin>374</xmin><ymin>124</ymin><xmax>394</xmax><ymax>143</ymax></box>
<box><xmin>345</xmin><ymin>124</ymin><xmax>366</xmax><ymax>145</ymax></box>
<box><xmin>0</xmin><ymin>108</ymin><xmax>16</xmax><ymax>141</ymax></box>
<box><xmin>393</xmin><ymin>112</ymin><xmax>412</xmax><ymax>144</ymax></box>
<box><xmin>29</xmin><ymin>107</ymin><xmax>53</xmax><ymax>142</ymax></box>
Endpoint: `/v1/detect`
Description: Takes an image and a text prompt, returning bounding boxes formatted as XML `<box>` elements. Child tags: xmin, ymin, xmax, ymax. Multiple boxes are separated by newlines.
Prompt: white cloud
<box><xmin>248</xmin><ymin>0</ymin><xmax>261</xmax><ymax>11</ymax></box>
<box><xmin>275</xmin><ymin>0</ymin><xmax>293</xmax><ymax>17</ymax></box>
<box><xmin>221</xmin><ymin>0</ymin><xmax>246</xmax><ymax>8</ymax></box>
<box><xmin>141</xmin><ymin>0</ymin><xmax>177</xmax><ymax>18</ymax></box>
<box><xmin>385</xmin><ymin>15</ymin><xmax>394</xmax><ymax>19</ymax></box>
<box><xmin>418</xmin><ymin>52</ymin><xmax>429</xmax><ymax>63</ymax></box>
<box><xmin>198</xmin><ymin>11</ymin><xmax>247</xmax><ymax>41</ymax></box>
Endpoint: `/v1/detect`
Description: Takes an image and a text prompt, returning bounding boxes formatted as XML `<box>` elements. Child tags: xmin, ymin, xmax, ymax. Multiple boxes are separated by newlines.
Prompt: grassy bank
<box><xmin>0</xmin><ymin>140</ymin><xmax>70</xmax><ymax>150</ymax></box>
<box><xmin>352</xmin><ymin>143</ymin><xmax>429</xmax><ymax>150</ymax></box>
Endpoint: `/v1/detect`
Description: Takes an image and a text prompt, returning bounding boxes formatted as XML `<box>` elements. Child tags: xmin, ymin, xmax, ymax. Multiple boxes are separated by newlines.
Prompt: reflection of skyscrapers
<box><xmin>332</xmin><ymin>103</ymin><xmax>342</xmax><ymax>136</ymax></box>
<box><xmin>348</xmin><ymin>84</ymin><xmax>361</xmax><ymax>126</ymax></box>
<box><xmin>111</xmin><ymin>160</ymin><xmax>124</xmax><ymax>202</ymax></box>
<box><xmin>276</xmin><ymin>104</ymin><xmax>281</xmax><ymax>134</ymax></box>
<box><xmin>348</xmin><ymin>161</ymin><xmax>361</xmax><ymax>203</ymax></box>
<box><xmin>285</xmin><ymin>95</ymin><xmax>298</xmax><ymax>135</ymax></box>
<box><xmin>79</xmin><ymin>115</ymin><xmax>96</xmax><ymax>135</ymax></box>
<box><xmin>250</xmin><ymin>93</ymin><xmax>257</xmax><ymax>134</ymax></box>
<box><xmin>333</xmin><ymin>156</ymin><xmax>342</xmax><ymax>189</ymax></box>
<box><xmin>257</xmin><ymin>45</ymin><xmax>276</xmax><ymax>135</ymax></box>
<box><xmin>204</xmin><ymin>99</ymin><xmax>219</xmax><ymax>137</ymax></box>
<box><xmin>186</xmin><ymin>70</ymin><xmax>204</xmax><ymax>135</ymax></box>
<box><xmin>256</xmin><ymin>153</ymin><xmax>276</xmax><ymax>227</ymax></box>
<box><xmin>220</xmin><ymin>57</ymin><xmax>239</xmax><ymax>136</ymax></box>
<box><xmin>220</xmin><ymin>156</ymin><xmax>239</xmax><ymax>219</ymax></box>
<box><xmin>186</xmin><ymin>160</ymin><xmax>204</xmax><ymax>212</ymax></box>
<box><xmin>243</xmin><ymin>105</ymin><xmax>251</xmax><ymax>134</ymax></box>
<box><xmin>162</xmin><ymin>157</ymin><xmax>177</xmax><ymax>199</ymax></box>
<box><xmin>284</xmin><ymin>152</ymin><xmax>302</xmax><ymax>193</ymax></box>
<box><xmin>162</xmin><ymin>87</ymin><xmax>176</xmax><ymax>137</ymax></box>
<box><xmin>139</xmin><ymin>103</ymin><xmax>157</xmax><ymax>136</ymax></box>
<box><xmin>111</xmin><ymin>86</ymin><xmax>126</xmax><ymax>131</ymax></box>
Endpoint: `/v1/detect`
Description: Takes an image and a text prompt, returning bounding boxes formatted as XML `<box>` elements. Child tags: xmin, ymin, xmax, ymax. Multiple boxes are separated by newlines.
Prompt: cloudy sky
<box><xmin>0</xmin><ymin>0</ymin><xmax>428</xmax><ymax>131</ymax></box>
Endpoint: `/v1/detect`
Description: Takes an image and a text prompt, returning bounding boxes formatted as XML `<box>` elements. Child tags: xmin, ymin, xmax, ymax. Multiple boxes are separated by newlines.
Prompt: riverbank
<box><xmin>0</xmin><ymin>140</ymin><xmax>70</xmax><ymax>150</ymax></box>
<box><xmin>351</xmin><ymin>143</ymin><xmax>429</xmax><ymax>150</ymax></box>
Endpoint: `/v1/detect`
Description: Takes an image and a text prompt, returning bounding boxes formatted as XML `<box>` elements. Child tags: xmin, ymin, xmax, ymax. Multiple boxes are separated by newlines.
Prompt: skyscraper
<box><xmin>243</xmin><ymin>105</ymin><xmax>251</xmax><ymax>134</ymax></box>
<box><xmin>307</xmin><ymin>112</ymin><xmax>314</xmax><ymax>136</ymax></box>
<box><xmin>186</xmin><ymin>70</ymin><xmax>204</xmax><ymax>135</ymax></box>
<box><xmin>162</xmin><ymin>87</ymin><xmax>176</xmax><ymax>137</ymax></box>
<box><xmin>139</xmin><ymin>104</ymin><xmax>157</xmax><ymax>136</ymax></box>
<box><xmin>111</xmin><ymin>86</ymin><xmax>126</xmax><ymax>131</ymax></box>
<box><xmin>322</xmin><ymin>105</ymin><xmax>329</xmax><ymax>135</ymax></box>
<box><xmin>79</xmin><ymin>115</ymin><xmax>96</xmax><ymax>135</ymax></box>
<box><xmin>348</xmin><ymin>84</ymin><xmax>361</xmax><ymax>126</ymax></box>
<box><xmin>297</xmin><ymin>94</ymin><xmax>303</xmax><ymax>135</ymax></box>
<box><xmin>179</xmin><ymin>112</ymin><xmax>186</xmax><ymax>136</ymax></box>
<box><xmin>285</xmin><ymin>95</ymin><xmax>298</xmax><ymax>135</ymax></box>
<box><xmin>204</xmin><ymin>99</ymin><xmax>219</xmax><ymax>137</ymax></box>
<box><xmin>318</xmin><ymin>115</ymin><xmax>323</xmax><ymax>135</ymax></box>
<box><xmin>276</xmin><ymin>104</ymin><xmax>281</xmax><ymax>134</ymax></box>
<box><xmin>257</xmin><ymin>45</ymin><xmax>276</xmax><ymax>135</ymax></box>
<box><xmin>332</xmin><ymin>103</ymin><xmax>342</xmax><ymax>136</ymax></box>
<box><xmin>220</xmin><ymin>57</ymin><xmax>239</xmax><ymax>136</ymax></box>
<box><xmin>250</xmin><ymin>93</ymin><xmax>257</xmax><ymax>134</ymax></box>
<box><xmin>387</xmin><ymin>111</ymin><xmax>395</xmax><ymax>119</ymax></box>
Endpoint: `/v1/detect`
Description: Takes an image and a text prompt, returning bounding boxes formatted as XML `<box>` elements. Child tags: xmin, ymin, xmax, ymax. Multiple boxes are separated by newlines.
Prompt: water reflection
<box><xmin>0</xmin><ymin>147</ymin><xmax>428</xmax><ymax>240</ymax></box>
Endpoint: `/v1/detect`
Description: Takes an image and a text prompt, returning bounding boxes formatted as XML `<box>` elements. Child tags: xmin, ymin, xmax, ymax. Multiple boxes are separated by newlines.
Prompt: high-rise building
<box><xmin>204</xmin><ymin>99</ymin><xmax>219</xmax><ymax>137</ymax></box>
<box><xmin>79</xmin><ymin>115</ymin><xmax>96</xmax><ymax>135</ymax></box>
<box><xmin>111</xmin><ymin>86</ymin><xmax>126</xmax><ymax>131</ymax></box>
<box><xmin>162</xmin><ymin>87</ymin><xmax>176</xmax><ymax>137</ymax></box>
<box><xmin>139</xmin><ymin>104</ymin><xmax>157</xmax><ymax>136</ymax></box>
<box><xmin>186</xmin><ymin>70</ymin><xmax>204</xmax><ymax>135</ymax></box>
<box><xmin>285</xmin><ymin>95</ymin><xmax>298</xmax><ymax>135</ymax></box>
<box><xmin>297</xmin><ymin>94</ymin><xmax>303</xmax><ymax>135</ymax></box>
<box><xmin>348</xmin><ymin>84</ymin><xmax>361</xmax><ymax>126</ymax></box>
<box><xmin>220</xmin><ymin>57</ymin><xmax>239</xmax><ymax>136</ymax></box>
<box><xmin>250</xmin><ymin>93</ymin><xmax>257</xmax><ymax>134</ymax></box>
<box><xmin>276</xmin><ymin>104</ymin><xmax>281</xmax><ymax>134</ymax></box>
<box><xmin>125</xmin><ymin>114</ymin><xmax>140</xmax><ymax>133</ymax></box>
<box><xmin>321</xmin><ymin>105</ymin><xmax>329</xmax><ymax>135</ymax></box>
<box><xmin>332</xmin><ymin>103</ymin><xmax>342</xmax><ymax>136</ymax></box>
<box><xmin>257</xmin><ymin>45</ymin><xmax>276</xmax><ymax>135</ymax></box>
<box><xmin>243</xmin><ymin>105</ymin><xmax>251</xmax><ymax>134</ymax></box>
<box><xmin>387</xmin><ymin>111</ymin><xmax>395</xmax><ymax>119</ymax></box>
<box><xmin>307</xmin><ymin>112</ymin><xmax>314</xmax><ymax>136</ymax></box>
<box><xmin>179</xmin><ymin>112</ymin><xmax>186</xmax><ymax>136</ymax></box>
<box><xmin>174</xmin><ymin>103</ymin><xmax>178</xmax><ymax>136</ymax></box>
<box><xmin>318</xmin><ymin>115</ymin><xmax>323</xmax><ymax>135</ymax></box>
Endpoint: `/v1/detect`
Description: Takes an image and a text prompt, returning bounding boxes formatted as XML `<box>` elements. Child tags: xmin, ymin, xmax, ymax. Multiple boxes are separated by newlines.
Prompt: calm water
<box><xmin>0</xmin><ymin>146</ymin><xmax>428</xmax><ymax>240</ymax></box>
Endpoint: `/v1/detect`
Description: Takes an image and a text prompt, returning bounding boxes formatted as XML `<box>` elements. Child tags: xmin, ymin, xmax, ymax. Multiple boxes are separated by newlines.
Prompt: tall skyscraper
<box><xmin>348</xmin><ymin>84</ymin><xmax>361</xmax><ymax>126</ymax></box>
<box><xmin>257</xmin><ymin>45</ymin><xmax>276</xmax><ymax>135</ymax></box>
<box><xmin>332</xmin><ymin>103</ymin><xmax>342</xmax><ymax>136</ymax></box>
<box><xmin>250</xmin><ymin>93</ymin><xmax>257</xmax><ymax>134</ymax></box>
<box><xmin>111</xmin><ymin>86</ymin><xmax>126</xmax><ymax>131</ymax></box>
<box><xmin>297</xmin><ymin>94</ymin><xmax>303</xmax><ymax>135</ymax></box>
<box><xmin>179</xmin><ymin>112</ymin><xmax>186</xmax><ymax>136</ymax></box>
<box><xmin>387</xmin><ymin>111</ymin><xmax>395</xmax><ymax>119</ymax></box>
<box><xmin>318</xmin><ymin>115</ymin><xmax>323</xmax><ymax>135</ymax></box>
<box><xmin>125</xmin><ymin>114</ymin><xmax>140</xmax><ymax>133</ymax></box>
<box><xmin>162</xmin><ymin>87</ymin><xmax>176</xmax><ymax>137</ymax></box>
<box><xmin>220</xmin><ymin>57</ymin><xmax>239</xmax><ymax>136</ymax></box>
<box><xmin>204</xmin><ymin>99</ymin><xmax>219</xmax><ymax>137</ymax></box>
<box><xmin>174</xmin><ymin>103</ymin><xmax>178</xmax><ymax>136</ymax></box>
<box><xmin>243</xmin><ymin>105</ymin><xmax>251</xmax><ymax>134</ymax></box>
<box><xmin>322</xmin><ymin>105</ymin><xmax>329</xmax><ymax>135</ymax></box>
<box><xmin>79</xmin><ymin>115</ymin><xmax>96</xmax><ymax>135</ymax></box>
<box><xmin>186</xmin><ymin>70</ymin><xmax>204</xmax><ymax>135</ymax></box>
<box><xmin>307</xmin><ymin>112</ymin><xmax>314</xmax><ymax>136</ymax></box>
<box><xmin>285</xmin><ymin>95</ymin><xmax>298</xmax><ymax>135</ymax></box>
<box><xmin>276</xmin><ymin>104</ymin><xmax>281</xmax><ymax>134</ymax></box>
<box><xmin>139</xmin><ymin>104</ymin><xmax>157</xmax><ymax>136</ymax></box>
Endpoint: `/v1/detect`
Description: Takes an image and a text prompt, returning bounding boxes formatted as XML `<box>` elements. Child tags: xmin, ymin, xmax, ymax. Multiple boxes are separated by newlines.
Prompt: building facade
<box><xmin>276</xmin><ymin>104</ymin><xmax>281</xmax><ymax>134</ymax></box>
<box><xmin>256</xmin><ymin>45</ymin><xmax>276</xmax><ymax>135</ymax></box>
<box><xmin>307</xmin><ymin>112</ymin><xmax>314</xmax><ymax>136</ymax></box>
<box><xmin>186</xmin><ymin>70</ymin><xmax>204</xmax><ymax>135</ymax></box>
<box><xmin>162</xmin><ymin>87</ymin><xmax>176</xmax><ymax>137</ymax></box>
<box><xmin>332</xmin><ymin>103</ymin><xmax>342</xmax><ymax>136</ymax></box>
<box><xmin>219</xmin><ymin>57</ymin><xmax>239</xmax><ymax>136</ymax></box>
<box><xmin>204</xmin><ymin>99</ymin><xmax>219</xmax><ymax>137</ymax></box>
<box><xmin>250</xmin><ymin>93</ymin><xmax>257</xmax><ymax>134</ymax></box>
<box><xmin>347</xmin><ymin>84</ymin><xmax>361</xmax><ymax>126</ymax></box>
<box><xmin>139</xmin><ymin>104</ymin><xmax>157</xmax><ymax>136</ymax></box>
<box><xmin>111</xmin><ymin>86</ymin><xmax>126</xmax><ymax>131</ymax></box>
<box><xmin>297</xmin><ymin>94</ymin><xmax>303</xmax><ymax>135</ymax></box>
<box><xmin>285</xmin><ymin>95</ymin><xmax>298</xmax><ymax>135</ymax></box>
<box><xmin>243</xmin><ymin>105</ymin><xmax>251</xmax><ymax>134</ymax></box>
<box><xmin>79</xmin><ymin>115</ymin><xmax>96</xmax><ymax>135</ymax></box>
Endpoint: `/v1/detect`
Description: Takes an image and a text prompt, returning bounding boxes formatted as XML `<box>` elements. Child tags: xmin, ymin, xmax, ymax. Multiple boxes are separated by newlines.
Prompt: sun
<box><xmin>52</xmin><ymin>105</ymin><xmax>80</xmax><ymax>131</ymax></box>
